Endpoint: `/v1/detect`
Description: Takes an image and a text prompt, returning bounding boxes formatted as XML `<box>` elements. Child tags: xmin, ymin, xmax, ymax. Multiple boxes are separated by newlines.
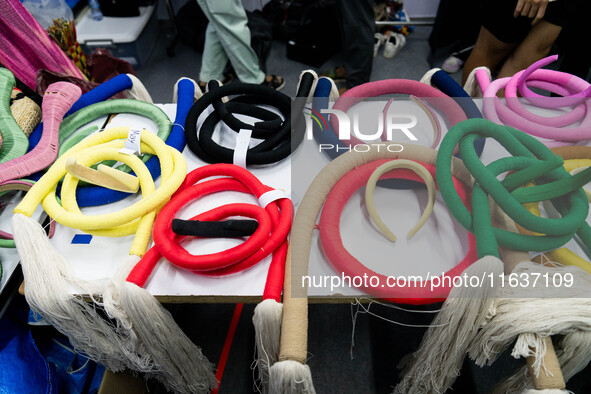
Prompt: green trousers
<box><xmin>197</xmin><ymin>0</ymin><xmax>265</xmax><ymax>84</ymax></box>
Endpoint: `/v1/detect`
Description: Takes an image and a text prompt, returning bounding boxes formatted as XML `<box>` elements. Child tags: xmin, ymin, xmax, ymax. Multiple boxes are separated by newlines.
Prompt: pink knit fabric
<box><xmin>0</xmin><ymin>0</ymin><xmax>86</xmax><ymax>90</ymax></box>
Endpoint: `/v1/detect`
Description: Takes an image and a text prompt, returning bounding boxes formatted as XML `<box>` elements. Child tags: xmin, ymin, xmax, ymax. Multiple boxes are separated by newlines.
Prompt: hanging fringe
<box><xmin>253</xmin><ymin>299</ymin><xmax>283</xmax><ymax>393</ymax></box>
<box><xmin>395</xmin><ymin>255</ymin><xmax>504</xmax><ymax>394</ymax></box>
<box><xmin>11</xmin><ymin>213</ymin><xmax>146</xmax><ymax>372</ymax></box>
<box><xmin>467</xmin><ymin>261</ymin><xmax>591</xmax><ymax>393</ymax></box>
<box><xmin>269</xmin><ymin>360</ymin><xmax>316</xmax><ymax>394</ymax></box>
<box><xmin>126</xmin><ymin>74</ymin><xmax>153</xmax><ymax>103</ymax></box>
<box><xmin>556</xmin><ymin>331</ymin><xmax>591</xmax><ymax>382</ymax></box>
<box><xmin>119</xmin><ymin>280</ymin><xmax>217</xmax><ymax>393</ymax></box>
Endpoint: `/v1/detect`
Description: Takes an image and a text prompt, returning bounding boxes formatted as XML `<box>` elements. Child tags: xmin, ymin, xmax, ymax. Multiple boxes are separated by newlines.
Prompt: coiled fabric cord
<box><xmin>184</xmin><ymin>71</ymin><xmax>316</xmax><ymax>165</ymax></box>
<box><xmin>11</xmin><ymin>123</ymin><xmax>219</xmax><ymax>393</ymax></box>
<box><xmin>269</xmin><ymin>144</ymin><xmax>475</xmax><ymax>394</ymax></box>
<box><xmin>312</xmin><ymin>78</ymin><xmax>447</xmax><ymax>159</ymax></box>
<box><xmin>71</xmin><ymin>77</ymin><xmax>196</xmax><ymax>207</ymax></box>
<box><xmin>481</xmin><ymin>55</ymin><xmax>591</xmax><ymax>145</ymax></box>
<box><xmin>28</xmin><ymin>78</ymin><xmax>197</xmax><ymax>207</ymax></box>
<box><xmin>318</xmin><ymin>159</ymin><xmax>478</xmax><ymax>304</ymax></box>
<box><xmin>126</xmin><ymin>163</ymin><xmax>292</xmax><ymax>391</ymax></box>
<box><xmin>396</xmin><ymin>118</ymin><xmax>591</xmax><ymax>394</ymax></box>
<box><xmin>436</xmin><ymin>118</ymin><xmax>591</xmax><ymax>255</ymax></box>
<box><xmin>127</xmin><ymin>163</ymin><xmax>292</xmax><ymax>292</ymax></box>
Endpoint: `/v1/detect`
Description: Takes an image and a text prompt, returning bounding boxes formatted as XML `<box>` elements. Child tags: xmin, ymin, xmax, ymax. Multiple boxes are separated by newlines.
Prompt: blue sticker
<box><xmin>71</xmin><ymin>234</ymin><xmax>92</xmax><ymax>244</ymax></box>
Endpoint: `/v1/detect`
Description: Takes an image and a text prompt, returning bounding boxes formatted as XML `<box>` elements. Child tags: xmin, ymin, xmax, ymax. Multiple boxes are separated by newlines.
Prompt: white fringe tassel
<box><xmin>394</xmin><ymin>255</ymin><xmax>505</xmax><ymax>394</ymax></box>
<box><xmin>172</xmin><ymin>77</ymin><xmax>203</xmax><ymax>104</ymax></box>
<box><xmin>420</xmin><ymin>68</ymin><xmax>441</xmax><ymax>86</ymax></box>
<box><xmin>119</xmin><ymin>280</ymin><xmax>217</xmax><ymax>393</ymax></box>
<box><xmin>297</xmin><ymin>70</ymin><xmax>318</xmax><ymax>103</ymax></box>
<box><xmin>468</xmin><ymin>261</ymin><xmax>591</xmax><ymax>394</ymax></box>
<box><xmin>269</xmin><ymin>360</ymin><xmax>316</xmax><ymax>394</ymax></box>
<box><xmin>317</xmin><ymin>77</ymin><xmax>340</xmax><ymax>102</ymax></box>
<box><xmin>463</xmin><ymin>66</ymin><xmax>491</xmax><ymax>97</ymax></box>
<box><xmin>126</xmin><ymin>74</ymin><xmax>153</xmax><ymax>103</ymax></box>
<box><xmin>253</xmin><ymin>299</ymin><xmax>283</xmax><ymax>393</ymax></box>
<box><xmin>11</xmin><ymin>213</ymin><xmax>146</xmax><ymax>372</ymax></box>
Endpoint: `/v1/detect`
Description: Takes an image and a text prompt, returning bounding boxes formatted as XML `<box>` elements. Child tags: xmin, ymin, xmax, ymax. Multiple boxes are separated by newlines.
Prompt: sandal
<box><xmin>261</xmin><ymin>75</ymin><xmax>285</xmax><ymax>91</ymax></box>
<box><xmin>198</xmin><ymin>74</ymin><xmax>234</xmax><ymax>91</ymax></box>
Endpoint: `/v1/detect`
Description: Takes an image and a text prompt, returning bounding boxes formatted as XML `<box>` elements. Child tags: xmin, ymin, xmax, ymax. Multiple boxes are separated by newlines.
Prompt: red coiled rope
<box><xmin>127</xmin><ymin>163</ymin><xmax>292</xmax><ymax>302</ymax></box>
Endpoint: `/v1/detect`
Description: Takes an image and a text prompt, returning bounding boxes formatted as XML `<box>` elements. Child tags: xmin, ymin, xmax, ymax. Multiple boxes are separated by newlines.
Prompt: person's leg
<box><xmin>338</xmin><ymin>0</ymin><xmax>374</xmax><ymax>89</ymax></box>
<box><xmin>462</xmin><ymin>26</ymin><xmax>517</xmax><ymax>85</ymax></box>
<box><xmin>201</xmin><ymin>0</ymin><xmax>265</xmax><ymax>84</ymax></box>
<box><xmin>197</xmin><ymin>18</ymin><xmax>228</xmax><ymax>82</ymax></box>
<box><xmin>497</xmin><ymin>21</ymin><xmax>562</xmax><ymax>78</ymax></box>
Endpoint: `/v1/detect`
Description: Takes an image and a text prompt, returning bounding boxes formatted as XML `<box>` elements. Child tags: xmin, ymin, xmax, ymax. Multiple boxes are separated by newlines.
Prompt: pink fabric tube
<box><xmin>0</xmin><ymin>82</ymin><xmax>81</xmax><ymax>183</ymax></box>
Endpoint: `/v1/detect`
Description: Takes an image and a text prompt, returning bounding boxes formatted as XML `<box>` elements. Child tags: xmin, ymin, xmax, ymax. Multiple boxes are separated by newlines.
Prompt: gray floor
<box><xmin>137</xmin><ymin>26</ymin><xmax>458</xmax><ymax>103</ymax></box>
<box><xmin>135</xmin><ymin>25</ymin><xmax>590</xmax><ymax>394</ymax></box>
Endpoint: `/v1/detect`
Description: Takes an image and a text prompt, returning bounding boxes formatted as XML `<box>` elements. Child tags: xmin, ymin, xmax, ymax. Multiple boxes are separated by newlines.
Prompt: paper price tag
<box><xmin>119</xmin><ymin>129</ymin><xmax>142</xmax><ymax>155</ymax></box>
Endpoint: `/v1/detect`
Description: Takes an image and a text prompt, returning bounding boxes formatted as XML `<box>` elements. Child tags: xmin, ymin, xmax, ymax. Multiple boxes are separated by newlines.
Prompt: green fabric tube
<box><xmin>511</xmin><ymin>166</ymin><xmax>591</xmax><ymax>203</ymax></box>
<box><xmin>58</xmin><ymin>125</ymin><xmax>99</xmax><ymax>155</ymax></box>
<box><xmin>57</xmin><ymin>99</ymin><xmax>172</xmax><ymax>173</ymax></box>
<box><xmin>437</xmin><ymin>118</ymin><xmax>590</xmax><ymax>257</ymax></box>
<box><xmin>0</xmin><ymin>69</ymin><xmax>29</xmax><ymax>163</ymax></box>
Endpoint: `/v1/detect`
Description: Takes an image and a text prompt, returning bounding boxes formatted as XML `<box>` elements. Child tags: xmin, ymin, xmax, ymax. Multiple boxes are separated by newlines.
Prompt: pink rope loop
<box><xmin>517</xmin><ymin>55</ymin><xmax>591</xmax><ymax>108</ymax></box>
<box><xmin>483</xmin><ymin>72</ymin><xmax>591</xmax><ymax>143</ymax></box>
<box><xmin>330</xmin><ymin>79</ymin><xmax>467</xmax><ymax>148</ymax></box>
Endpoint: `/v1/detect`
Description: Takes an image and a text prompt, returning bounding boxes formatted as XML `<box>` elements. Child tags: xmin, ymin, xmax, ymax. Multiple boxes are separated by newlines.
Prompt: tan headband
<box><xmin>365</xmin><ymin>159</ymin><xmax>436</xmax><ymax>242</ymax></box>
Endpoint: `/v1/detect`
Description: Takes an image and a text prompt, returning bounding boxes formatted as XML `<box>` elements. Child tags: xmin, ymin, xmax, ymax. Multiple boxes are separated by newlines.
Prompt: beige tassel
<box><xmin>253</xmin><ymin>299</ymin><xmax>283</xmax><ymax>392</ymax></box>
<box><xmin>395</xmin><ymin>255</ymin><xmax>504</xmax><ymax>394</ymax></box>
<box><xmin>126</xmin><ymin>74</ymin><xmax>153</xmax><ymax>103</ymax></box>
<box><xmin>172</xmin><ymin>77</ymin><xmax>202</xmax><ymax>104</ymax></box>
<box><xmin>462</xmin><ymin>66</ymin><xmax>490</xmax><ymax>97</ymax></box>
<box><xmin>11</xmin><ymin>213</ymin><xmax>147</xmax><ymax>371</ymax></box>
<box><xmin>119</xmin><ymin>280</ymin><xmax>217</xmax><ymax>393</ymax></box>
<box><xmin>269</xmin><ymin>360</ymin><xmax>316</xmax><ymax>394</ymax></box>
<box><xmin>419</xmin><ymin>68</ymin><xmax>441</xmax><ymax>86</ymax></box>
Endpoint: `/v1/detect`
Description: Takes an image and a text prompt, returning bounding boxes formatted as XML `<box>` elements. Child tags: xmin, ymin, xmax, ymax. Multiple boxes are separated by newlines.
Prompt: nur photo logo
<box><xmin>303</xmin><ymin>101</ymin><xmax>420</xmax><ymax>153</ymax></box>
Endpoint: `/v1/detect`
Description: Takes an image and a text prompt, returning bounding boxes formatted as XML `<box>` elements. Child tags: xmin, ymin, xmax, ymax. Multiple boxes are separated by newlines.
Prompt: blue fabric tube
<box><xmin>312</xmin><ymin>78</ymin><xmax>341</xmax><ymax>160</ymax></box>
<box><xmin>27</xmin><ymin>74</ymin><xmax>134</xmax><ymax>151</ymax></box>
<box><xmin>430</xmin><ymin>70</ymin><xmax>485</xmax><ymax>157</ymax></box>
<box><xmin>74</xmin><ymin>78</ymin><xmax>193</xmax><ymax>207</ymax></box>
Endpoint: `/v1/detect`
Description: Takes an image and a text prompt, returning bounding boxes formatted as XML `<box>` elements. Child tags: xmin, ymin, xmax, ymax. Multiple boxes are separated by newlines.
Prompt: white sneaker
<box><xmin>373</xmin><ymin>33</ymin><xmax>385</xmax><ymax>58</ymax></box>
<box><xmin>383</xmin><ymin>32</ymin><xmax>406</xmax><ymax>59</ymax></box>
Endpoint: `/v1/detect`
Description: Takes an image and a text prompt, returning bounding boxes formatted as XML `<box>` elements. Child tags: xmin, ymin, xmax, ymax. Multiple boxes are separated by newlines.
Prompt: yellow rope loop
<box><xmin>14</xmin><ymin>126</ymin><xmax>187</xmax><ymax>256</ymax></box>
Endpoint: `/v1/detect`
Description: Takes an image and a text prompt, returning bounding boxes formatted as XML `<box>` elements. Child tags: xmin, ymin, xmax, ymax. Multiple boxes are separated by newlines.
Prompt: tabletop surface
<box><xmin>2</xmin><ymin>99</ymin><xmax>589</xmax><ymax>304</ymax></box>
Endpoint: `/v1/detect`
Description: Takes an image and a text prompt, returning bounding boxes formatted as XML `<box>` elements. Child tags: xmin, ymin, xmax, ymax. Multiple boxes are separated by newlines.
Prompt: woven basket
<box><xmin>10</xmin><ymin>88</ymin><xmax>42</xmax><ymax>137</ymax></box>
